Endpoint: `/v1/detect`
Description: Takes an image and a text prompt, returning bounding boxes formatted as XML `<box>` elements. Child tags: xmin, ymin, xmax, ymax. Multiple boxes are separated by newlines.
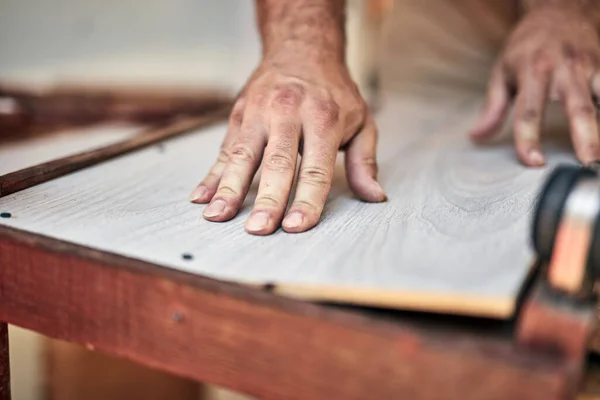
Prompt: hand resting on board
<box><xmin>189</xmin><ymin>0</ymin><xmax>386</xmax><ymax>236</ymax></box>
<box><xmin>191</xmin><ymin>0</ymin><xmax>600</xmax><ymax>236</ymax></box>
<box><xmin>470</xmin><ymin>4</ymin><xmax>600</xmax><ymax>167</ymax></box>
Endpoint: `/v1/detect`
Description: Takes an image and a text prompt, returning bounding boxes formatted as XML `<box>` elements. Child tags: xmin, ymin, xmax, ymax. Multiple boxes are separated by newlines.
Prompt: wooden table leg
<box><xmin>0</xmin><ymin>323</ymin><xmax>10</xmax><ymax>400</ymax></box>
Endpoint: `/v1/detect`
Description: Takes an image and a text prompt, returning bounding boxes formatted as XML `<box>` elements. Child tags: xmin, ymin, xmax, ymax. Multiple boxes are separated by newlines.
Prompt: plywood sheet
<box><xmin>0</xmin><ymin>93</ymin><xmax>578</xmax><ymax>318</ymax></box>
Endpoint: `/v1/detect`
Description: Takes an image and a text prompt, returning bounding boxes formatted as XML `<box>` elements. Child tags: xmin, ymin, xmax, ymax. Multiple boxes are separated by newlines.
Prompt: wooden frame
<box><xmin>0</xmin><ymin>323</ymin><xmax>9</xmax><ymax>400</ymax></box>
<box><xmin>0</xmin><ymin>109</ymin><xmax>229</xmax><ymax>197</ymax></box>
<box><xmin>0</xmin><ymin>82</ymin><xmax>230</xmax><ymax>139</ymax></box>
<box><xmin>0</xmin><ymin>225</ymin><xmax>585</xmax><ymax>400</ymax></box>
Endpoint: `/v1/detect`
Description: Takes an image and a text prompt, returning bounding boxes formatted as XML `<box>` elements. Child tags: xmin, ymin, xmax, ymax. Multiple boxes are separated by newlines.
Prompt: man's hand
<box><xmin>189</xmin><ymin>1</ymin><xmax>386</xmax><ymax>235</ymax></box>
<box><xmin>470</xmin><ymin>3</ymin><xmax>600</xmax><ymax>166</ymax></box>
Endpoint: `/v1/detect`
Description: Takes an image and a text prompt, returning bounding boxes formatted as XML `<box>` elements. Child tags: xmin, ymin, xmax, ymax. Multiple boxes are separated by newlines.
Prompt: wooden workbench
<box><xmin>0</xmin><ymin>91</ymin><xmax>591</xmax><ymax>400</ymax></box>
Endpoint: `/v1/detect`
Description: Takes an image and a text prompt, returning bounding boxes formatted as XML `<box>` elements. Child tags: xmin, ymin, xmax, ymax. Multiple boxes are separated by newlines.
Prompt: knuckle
<box><xmin>217</xmin><ymin>186</ymin><xmax>238</xmax><ymax>197</ymax></box>
<box><xmin>255</xmin><ymin>194</ymin><xmax>281</xmax><ymax>209</ymax></box>
<box><xmin>206</xmin><ymin>170</ymin><xmax>221</xmax><ymax>180</ymax></box>
<box><xmin>229</xmin><ymin>100</ymin><xmax>245</xmax><ymax>125</ymax></box>
<box><xmin>530</xmin><ymin>51</ymin><xmax>552</xmax><ymax>76</ymax></box>
<box><xmin>230</xmin><ymin>145</ymin><xmax>256</xmax><ymax>164</ymax></box>
<box><xmin>315</xmin><ymin>97</ymin><xmax>340</xmax><ymax>119</ymax></box>
<box><xmin>229</xmin><ymin>109</ymin><xmax>244</xmax><ymax>126</ymax></box>
<box><xmin>348</xmin><ymin>156</ymin><xmax>378</xmax><ymax>176</ymax></box>
<box><xmin>519</xmin><ymin>108</ymin><xmax>541</xmax><ymax>124</ymax></box>
<box><xmin>271</xmin><ymin>84</ymin><xmax>305</xmax><ymax>111</ymax></box>
<box><xmin>264</xmin><ymin>152</ymin><xmax>296</xmax><ymax>173</ymax></box>
<box><xmin>355</xmin><ymin>156</ymin><xmax>378</xmax><ymax>168</ymax></box>
<box><xmin>313</xmin><ymin>99</ymin><xmax>340</xmax><ymax>130</ymax></box>
<box><xmin>561</xmin><ymin>44</ymin><xmax>596</xmax><ymax>70</ymax></box>
<box><xmin>216</xmin><ymin>148</ymin><xmax>231</xmax><ymax>164</ymax></box>
<box><xmin>299</xmin><ymin>166</ymin><xmax>331</xmax><ymax>188</ymax></box>
<box><xmin>572</xmin><ymin>104</ymin><xmax>596</xmax><ymax>118</ymax></box>
<box><xmin>292</xmin><ymin>199</ymin><xmax>319</xmax><ymax>213</ymax></box>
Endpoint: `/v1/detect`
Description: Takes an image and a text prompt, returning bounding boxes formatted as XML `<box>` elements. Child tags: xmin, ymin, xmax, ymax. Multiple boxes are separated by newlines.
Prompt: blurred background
<box><xmin>0</xmin><ymin>0</ymin><xmax>261</xmax><ymax>92</ymax></box>
<box><xmin>0</xmin><ymin>0</ymin><xmax>383</xmax><ymax>98</ymax></box>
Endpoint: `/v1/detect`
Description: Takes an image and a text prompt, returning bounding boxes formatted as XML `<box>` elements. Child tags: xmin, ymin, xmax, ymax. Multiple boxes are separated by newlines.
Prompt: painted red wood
<box><xmin>0</xmin><ymin>226</ymin><xmax>581</xmax><ymax>400</ymax></box>
<box><xmin>0</xmin><ymin>323</ymin><xmax>10</xmax><ymax>400</ymax></box>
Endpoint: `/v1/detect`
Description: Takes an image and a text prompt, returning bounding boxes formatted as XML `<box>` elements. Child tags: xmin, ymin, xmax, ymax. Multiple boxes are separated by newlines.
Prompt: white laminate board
<box><xmin>0</xmin><ymin>123</ymin><xmax>143</xmax><ymax>176</ymax></box>
<box><xmin>0</xmin><ymin>93</ymin><xmax>577</xmax><ymax>318</ymax></box>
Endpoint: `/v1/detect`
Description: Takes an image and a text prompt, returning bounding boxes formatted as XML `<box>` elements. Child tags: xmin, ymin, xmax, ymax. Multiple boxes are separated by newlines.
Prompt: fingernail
<box><xmin>203</xmin><ymin>199</ymin><xmax>226</xmax><ymax>218</ymax></box>
<box><xmin>468</xmin><ymin>122</ymin><xmax>484</xmax><ymax>137</ymax></box>
<box><xmin>283</xmin><ymin>212</ymin><xmax>303</xmax><ymax>229</ymax></box>
<box><xmin>369</xmin><ymin>181</ymin><xmax>388</xmax><ymax>202</ymax></box>
<box><xmin>246</xmin><ymin>212</ymin><xmax>270</xmax><ymax>232</ymax></box>
<box><xmin>189</xmin><ymin>186</ymin><xmax>207</xmax><ymax>202</ymax></box>
<box><xmin>375</xmin><ymin>181</ymin><xmax>386</xmax><ymax>196</ymax></box>
<box><xmin>528</xmin><ymin>149</ymin><xmax>545</xmax><ymax>166</ymax></box>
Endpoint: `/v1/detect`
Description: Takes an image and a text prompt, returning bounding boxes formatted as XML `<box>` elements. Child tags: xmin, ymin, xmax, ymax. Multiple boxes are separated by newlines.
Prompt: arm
<box><xmin>520</xmin><ymin>0</ymin><xmax>600</xmax><ymax>33</ymax></box>
<box><xmin>470</xmin><ymin>0</ymin><xmax>600</xmax><ymax>166</ymax></box>
<box><xmin>520</xmin><ymin>0</ymin><xmax>600</xmax><ymax>28</ymax></box>
<box><xmin>189</xmin><ymin>1</ymin><xmax>386</xmax><ymax>236</ymax></box>
<box><xmin>521</xmin><ymin>0</ymin><xmax>600</xmax><ymax>14</ymax></box>
<box><xmin>257</xmin><ymin>0</ymin><xmax>346</xmax><ymax>63</ymax></box>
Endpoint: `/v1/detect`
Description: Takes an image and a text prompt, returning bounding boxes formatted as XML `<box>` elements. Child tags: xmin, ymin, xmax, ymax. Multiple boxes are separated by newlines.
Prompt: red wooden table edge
<box><xmin>0</xmin><ymin>225</ymin><xmax>583</xmax><ymax>400</ymax></box>
<box><xmin>0</xmin><ymin>323</ymin><xmax>9</xmax><ymax>400</ymax></box>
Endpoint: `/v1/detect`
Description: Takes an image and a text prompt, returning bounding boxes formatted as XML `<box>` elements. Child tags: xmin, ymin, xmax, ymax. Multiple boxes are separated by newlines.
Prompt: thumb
<box><xmin>344</xmin><ymin>114</ymin><xmax>387</xmax><ymax>203</ymax></box>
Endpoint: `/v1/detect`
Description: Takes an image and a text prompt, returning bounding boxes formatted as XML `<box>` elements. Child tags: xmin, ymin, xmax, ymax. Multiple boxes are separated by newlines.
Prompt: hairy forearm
<box><xmin>520</xmin><ymin>0</ymin><xmax>600</xmax><ymax>24</ymax></box>
<box><xmin>522</xmin><ymin>0</ymin><xmax>599</xmax><ymax>9</ymax></box>
<box><xmin>255</xmin><ymin>0</ymin><xmax>346</xmax><ymax>63</ymax></box>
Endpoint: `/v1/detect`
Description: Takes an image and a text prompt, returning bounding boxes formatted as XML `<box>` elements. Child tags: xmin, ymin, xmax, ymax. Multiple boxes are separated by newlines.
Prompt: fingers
<box><xmin>469</xmin><ymin>64</ymin><xmax>511</xmax><ymax>139</ymax></box>
<box><xmin>244</xmin><ymin>117</ymin><xmax>301</xmax><ymax>235</ymax></box>
<box><xmin>344</xmin><ymin>114</ymin><xmax>387</xmax><ymax>202</ymax></box>
<box><xmin>560</xmin><ymin>69</ymin><xmax>600</xmax><ymax>165</ymax></box>
<box><xmin>189</xmin><ymin>100</ymin><xmax>245</xmax><ymax>203</ymax></box>
<box><xmin>203</xmin><ymin>115</ymin><xmax>267</xmax><ymax>222</ymax></box>
<box><xmin>282</xmin><ymin>127</ymin><xmax>339</xmax><ymax>234</ymax></box>
<box><xmin>590</xmin><ymin>71</ymin><xmax>600</xmax><ymax>100</ymax></box>
<box><xmin>512</xmin><ymin>67</ymin><xmax>550</xmax><ymax>167</ymax></box>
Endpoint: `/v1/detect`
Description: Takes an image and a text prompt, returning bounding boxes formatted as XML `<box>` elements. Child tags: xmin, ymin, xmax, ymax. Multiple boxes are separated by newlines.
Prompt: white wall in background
<box><xmin>0</xmin><ymin>0</ymin><xmax>365</xmax><ymax>94</ymax></box>
<box><xmin>0</xmin><ymin>0</ymin><xmax>262</xmax><ymax>91</ymax></box>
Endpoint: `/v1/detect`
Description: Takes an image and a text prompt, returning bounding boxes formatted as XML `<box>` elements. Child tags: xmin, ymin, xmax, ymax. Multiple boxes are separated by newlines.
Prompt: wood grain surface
<box><xmin>0</xmin><ymin>92</ymin><xmax>578</xmax><ymax>318</ymax></box>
